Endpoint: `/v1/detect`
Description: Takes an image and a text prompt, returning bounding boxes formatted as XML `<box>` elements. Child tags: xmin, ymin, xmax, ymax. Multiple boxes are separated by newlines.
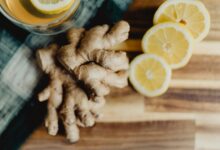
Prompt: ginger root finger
<box><xmin>104</xmin><ymin>20</ymin><xmax>130</xmax><ymax>48</ymax></box>
<box><xmin>89</xmin><ymin>97</ymin><xmax>106</xmax><ymax>118</ymax></box>
<box><xmin>37</xmin><ymin>45</ymin><xmax>65</xmax><ymax>136</ymax></box>
<box><xmin>79</xmin><ymin>21</ymin><xmax>130</xmax><ymax>51</ymax></box>
<box><xmin>59</xmin><ymin>85</ymin><xmax>79</xmax><ymax>142</ymax></box>
<box><xmin>36</xmin><ymin>44</ymin><xmax>59</xmax><ymax>73</ymax></box>
<box><xmin>63</xmin><ymin>121</ymin><xmax>79</xmax><ymax>143</ymax></box>
<box><xmin>38</xmin><ymin>86</ymin><xmax>50</xmax><ymax>102</ymax></box>
<box><xmin>38</xmin><ymin>81</ymin><xmax>63</xmax><ymax>134</ymax></box>
<box><xmin>87</xmin><ymin>49</ymin><xmax>129</xmax><ymax>71</ymax></box>
<box><xmin>73</xmin><ymin>63</ymin><xmax>128</xmax><ymax>97</ymax></box>
<box><xmin>68</xmin><ymin>28</ymin><xmax>85</xmax><ymax>47</ymax></box>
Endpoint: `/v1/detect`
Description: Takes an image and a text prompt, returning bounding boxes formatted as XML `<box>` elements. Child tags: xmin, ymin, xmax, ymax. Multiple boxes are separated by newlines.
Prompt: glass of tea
<box><xmin>0</xmin><ymin>0</ymin><xmax>81</xmax><ymax>35</ymax></box>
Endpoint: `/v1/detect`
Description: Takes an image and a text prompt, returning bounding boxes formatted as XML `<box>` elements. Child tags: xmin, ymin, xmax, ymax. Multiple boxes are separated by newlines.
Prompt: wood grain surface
<box><xmin>22</xmin><ymin>0</ymin><xmax>220</xmax><ymax>150</ymax></box>
<box><xmin>22</xmin><ymin>121</ymin><xmax>195</xmax><ymax>150</ymax></box>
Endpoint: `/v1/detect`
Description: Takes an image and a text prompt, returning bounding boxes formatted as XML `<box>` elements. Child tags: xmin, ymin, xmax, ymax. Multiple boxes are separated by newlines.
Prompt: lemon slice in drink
<box><xmin>153</xmin><ymin>0</ymin><xmax>210</xmax><ymax>42</ymax></box>
<box><xmin>142</xmin><ymin>23</ymin><xmax>194</xmax><ymax>69</ymax></box>
<box><xmin>30</xmin><ymin>0</ymin><xmax>75</xmax><ymax>15</ymax></box>
<box><xmin>129</xmin><ymin>54</ymin><xmax>171</xmax><ymax>97</ymax></box>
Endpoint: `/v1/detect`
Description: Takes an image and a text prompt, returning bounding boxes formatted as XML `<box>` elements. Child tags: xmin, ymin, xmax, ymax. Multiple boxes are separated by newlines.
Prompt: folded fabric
<box><xmin>0</xmin><ymin>0</ymin><xmax>132</xmax><ymax>149</ymax></box>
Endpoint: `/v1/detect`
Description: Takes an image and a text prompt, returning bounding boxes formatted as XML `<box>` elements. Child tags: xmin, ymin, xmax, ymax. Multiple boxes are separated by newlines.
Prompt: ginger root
<box><xmin>58</xmin><ymin>21</ymin><xmax>130</xmax><ymax>97</ymax></box>
<box><xmin>36</xmin><ymin>21</ymin><xmax>130</xmax><ymax>143</ymax></box>
<box><xmin>37</xmin><ymin>44</ymin><xmax>106</xmax><ymax>142</ymax></box>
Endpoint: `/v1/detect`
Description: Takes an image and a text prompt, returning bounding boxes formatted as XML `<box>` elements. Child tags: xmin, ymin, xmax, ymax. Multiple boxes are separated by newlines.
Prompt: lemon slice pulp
<box><xmin>30</xmin><ymin>0</ymin><xmax>75</xmax><ymax>15</ymax></box>
<box><xmin>129</xmin><ymin>54</ymin><xmax>171</xmax><ymax>97</ymax></box>
<box><xmin>142</xmin><ymin>22</ymin><xmax>194</xmax><ymax>69</ymax></box>
<box><xmin>153</xmin><ymin>0</ymin><xmax>210</xmax><ymax>42</ymax></box>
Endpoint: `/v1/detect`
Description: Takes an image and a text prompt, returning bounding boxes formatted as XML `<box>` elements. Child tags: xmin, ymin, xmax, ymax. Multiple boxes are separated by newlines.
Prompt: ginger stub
<box><xmin>36</xmin><ymin>21</ymin><xmax>130</xmax><ymax>143</ymax></box>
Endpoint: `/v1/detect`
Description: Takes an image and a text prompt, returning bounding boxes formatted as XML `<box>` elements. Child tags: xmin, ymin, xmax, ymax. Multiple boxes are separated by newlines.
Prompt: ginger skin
<box><xmin>58</xmin><ymin>21</ymin><xmax>130</xmax><ymax>96</ymax></box>
<box><xmin>36</xmin><ymin>21</ymin><xmax>130</xmax><ymax>143</ymax></box>
<box><xmin>37</xmin><ymin>45</ymin><xmax>105</xmax><ymax>142</ymax></box>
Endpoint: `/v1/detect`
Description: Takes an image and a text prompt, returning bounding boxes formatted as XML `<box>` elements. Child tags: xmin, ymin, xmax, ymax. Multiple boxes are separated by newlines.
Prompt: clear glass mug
<box><xmin>0</xmin><ymin>0</ymin><xmax>81</xmax><ymax>35</ymax></box>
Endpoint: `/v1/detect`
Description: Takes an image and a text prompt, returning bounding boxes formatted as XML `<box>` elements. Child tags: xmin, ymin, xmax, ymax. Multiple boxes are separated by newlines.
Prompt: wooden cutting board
<box><xmin>22</xmin><ymin>0</ymin><xmax>220</xmax><ymax>150</ymax></box>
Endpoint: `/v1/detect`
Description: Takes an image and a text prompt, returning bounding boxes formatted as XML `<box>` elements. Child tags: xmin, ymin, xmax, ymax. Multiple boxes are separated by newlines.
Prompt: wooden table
<box><xmin>22</xmin><ymin>0</ymin><xmax>220</xmax><ymax>150</ymax></box>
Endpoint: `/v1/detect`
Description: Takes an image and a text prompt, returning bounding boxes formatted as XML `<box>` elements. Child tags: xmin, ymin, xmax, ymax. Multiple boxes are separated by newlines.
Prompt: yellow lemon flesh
<box><xmin>30</xmin><ymin>0</ymin><xmax>75</xmax><ymax>15</ymax></box>
<box><xmin>142</xmin><ymin>23</ymin><xmax>194</xmax><ymax>69</ymax></box>
<box><xmin>153</xmin><ymin>0</ymin><xmax>210</xmax><ymax>42</ymax></box>
<box><xmin>129</xmin><ymin>54</ymin><xmax>171</xmax><ymax>97</ymax></box>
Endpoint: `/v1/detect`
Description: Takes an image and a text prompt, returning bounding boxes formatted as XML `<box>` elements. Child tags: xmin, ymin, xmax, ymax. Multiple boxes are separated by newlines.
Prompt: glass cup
<box><xmin>0</xmin><ymin>0</ymin><xmax>81</xmax><ymax>35</ymax></box>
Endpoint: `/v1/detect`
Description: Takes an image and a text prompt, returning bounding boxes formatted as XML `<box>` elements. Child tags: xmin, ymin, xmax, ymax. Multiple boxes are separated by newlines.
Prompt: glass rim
<box><xmin>0</xmin><ymin>0</ymin><xmax>80</xmax><ymax>28</ymax></box>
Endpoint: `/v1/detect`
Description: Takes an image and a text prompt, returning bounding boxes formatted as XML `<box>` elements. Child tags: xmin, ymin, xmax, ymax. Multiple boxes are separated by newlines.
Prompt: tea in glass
<box><xmin>0</xmin><ymin>0</ymin><xmax>81</xmax><ymax>34</ymax></box>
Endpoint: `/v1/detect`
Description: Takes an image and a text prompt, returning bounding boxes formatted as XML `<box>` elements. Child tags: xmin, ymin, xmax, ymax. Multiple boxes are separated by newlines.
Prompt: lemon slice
<box><xmin>153</xmin><ymin>0</ymin><xmax>210</xmax><ymax>42</ymax></box>
<box><xmin>129</xmin><ymin>54</ymin><xmax>171</xmax><ymax>97</ymax></box>
<box><xmin>30</xmin><ymin>0</ymin><xmax>75</xmax><ymax>15</ymax></box>
<box><xmin>142</xmin><ymin>23</ymin><xmax>194</xmax><ymax>69</ymax></box>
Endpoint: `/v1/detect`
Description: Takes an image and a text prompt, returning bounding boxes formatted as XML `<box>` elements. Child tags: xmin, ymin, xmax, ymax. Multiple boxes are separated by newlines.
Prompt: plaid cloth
<box><xmin>0</xmin><ymin>0</ymin><xmax>132</xmax><ymax>149</ymax></box>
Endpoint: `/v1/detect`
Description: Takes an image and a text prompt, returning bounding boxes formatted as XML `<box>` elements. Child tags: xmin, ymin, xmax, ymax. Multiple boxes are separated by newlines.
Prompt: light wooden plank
<box><xmin>22</xmin><ymin>120</ymin><xmax>195</xmax><ymax>150</ymax></box>
<box><xmin>170</xmin><ymin>79</ymin><xmax>220</xmax><ymax>90</ymax></box>
<box><xmin>107</xmin><ymin>87</ymin><xmax>220</xmax><ymax>113</ymax></box>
